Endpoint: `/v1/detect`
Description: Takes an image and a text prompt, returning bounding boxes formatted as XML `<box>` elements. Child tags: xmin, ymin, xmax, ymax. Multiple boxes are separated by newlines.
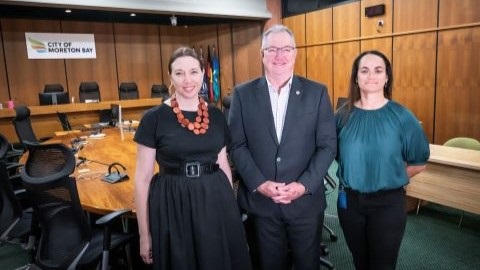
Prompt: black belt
<box><xmin>162</xmin><ymin>162</ymin><xmax>219</xmax><ymax>178</ymax></box>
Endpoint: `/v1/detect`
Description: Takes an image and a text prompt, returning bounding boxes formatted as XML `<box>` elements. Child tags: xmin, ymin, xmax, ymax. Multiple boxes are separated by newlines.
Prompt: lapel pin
<box><xmin>296</xmin><ymin>90</ymin><xmax>300</xmax><ymax>95</ymax></box>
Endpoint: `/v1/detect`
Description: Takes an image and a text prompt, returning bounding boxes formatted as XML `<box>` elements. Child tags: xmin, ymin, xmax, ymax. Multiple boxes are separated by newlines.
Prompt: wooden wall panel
<box><xmin>231</xmin><ymin>22</ymin><xmax>263</xmax><ymax>85</ymax></box>
<box><xmin>333</xmin><ymin>42</ymin><xmax>360</xmax><ymax>99</ymax></box>
<box><xmin>189</xmin><ymin>25</ymin><xmax>218</xmax><ymax>50</ymax></box>
<box><xmin>265</xmin><ymin>0</ymin><xmax>282</xmax><ymax>31</ymax></box>
<box><xmin>393</xmin><ymin>33</ymin><xmax>437</xmax><ymax>141</ymax></box>
<box><xmin>114</xmin><ymin>23</ymin><xmax>162</xmax><ymax>100</ymax></box>
<box><xmin>333</xmin><ymin>1</ymin><xmax>360</xmax><ymax>40</ymax></box>
<box><xmin>62</xmin><ymin>21</ymin><xmax>117</xmax><ymax>102</ymax></box>
<box><xmin>435</xmin><ymin>27</ymin><xmax>480</xmax><ymax>143</ymax></box>
<box><xmin>217</xmin><ymin>24</ymin><xmax>234</xmax><ymax>100</ymax></box>
<box><xmin>0</xmin><ymin>25</ymin><xmax>9</xmax><ymax>104</ymax></box>
<box><xmin>394</xmin><ymin>0</ymin><xmax>438</xmax><ymax>32</ymax></box>
<box><xmin>1</xmin><ymin>18</ymin><xmax>65</xmax><ymax>106</ymax></box>
<box><xmin>306</xmin><ymin>45</ymin><xmax>333</xmax><ymax>105</ymax></box>
<box><xmin>306</xmin><ymin>8</ymin><xmax>332</xmax><ymax>45</ymax></box>
<box><xmin>159</xmin><ymin>25</ymin><xmax>191</xmax><ymax>89</ymax></box>
<box><xmin>294</xmin><ymin>47</ymin><xmax>307</xmax><ymax>78</ymax></box>
<box><xmin>361</xmin><ymin>0</ymin><xmax>393</xmax><ymax>36</ymax></box>
<box><xmin>360</xmin><ymin>37</ymin><xmax>392</xmax><ymax>59</ymax></box>
<box><xmin>439</xmin><ymin>0</ymin><xmax>480</xmax><ymax>27</ymax></box>
<box><xmin>282</xmin><ymin>14</ymin><xmax>306</xmax><ymax>47</ymax></box>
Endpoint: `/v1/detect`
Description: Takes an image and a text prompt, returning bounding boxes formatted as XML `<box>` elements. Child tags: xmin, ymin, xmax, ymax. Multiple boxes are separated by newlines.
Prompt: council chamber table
<box><xmin>43</xmin><ymin>127</ymin><xmax>154</xmax><ymax>216</ymax></box>
<box><xmin>406</xmin><ymin>144</ymin><xmax>480</xmax><ymax>215</ymax></box>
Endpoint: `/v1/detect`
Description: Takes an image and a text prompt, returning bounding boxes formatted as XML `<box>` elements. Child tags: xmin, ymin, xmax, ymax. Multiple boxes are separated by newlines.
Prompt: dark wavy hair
<box><xmin>168</xmin><ymin>46</ymin><xmax>204</xmax><ymax>74</ymax></box>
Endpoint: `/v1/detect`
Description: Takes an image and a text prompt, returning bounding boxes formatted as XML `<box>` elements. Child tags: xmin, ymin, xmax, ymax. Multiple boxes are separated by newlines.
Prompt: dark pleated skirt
<box><xmin>148</xmin><ymin>170</ymin><xmax>252</xmax><ymax>270</ymax></box>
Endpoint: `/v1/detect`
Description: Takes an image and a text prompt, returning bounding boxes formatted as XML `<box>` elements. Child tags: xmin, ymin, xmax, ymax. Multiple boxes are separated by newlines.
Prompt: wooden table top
<box><xmin>46</xmin><ymin>128</ymin><xmax>151</xmax><ymax>216</ymax></box>
<box><xmin>428</xmin><ymin>144</ymin><xmax>480</xmax><ymax>171</ymax></box>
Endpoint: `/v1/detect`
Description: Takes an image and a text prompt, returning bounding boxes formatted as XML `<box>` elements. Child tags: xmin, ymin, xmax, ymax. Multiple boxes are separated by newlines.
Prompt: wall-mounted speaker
<box><xmin>365</xmin><ymin>4</ymin><xmax>385</xmax><ymax>17</ymax></box>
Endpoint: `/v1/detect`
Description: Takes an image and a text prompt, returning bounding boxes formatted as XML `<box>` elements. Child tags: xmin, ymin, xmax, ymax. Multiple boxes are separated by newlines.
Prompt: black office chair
<box><xmin>12</xmin><ymin>106</ymin><xmax>40</xmax><ymax>147</ymax></box>
<box><xmin>0</xmin><ymin>161</ymin><xmax>35</xmax><ymax>249</ymax></box>
<box><xmin>0</xmin><ymin>133</ymin><xmax>23</xmax><ymax>166</ymax></box>
<box><xmin>119</xmin><ymin>82</ymin><xmax>139</xmax><ymax>100</ymax></box>
<box><xmin>319</xmin><ymin>173</ymin><xmax>337</xmax><ymax>270</ymax></box>
<box><xmin>43</xmin><ymin>83</ymin><xmax>64</xmax><ymax>93</ymax></box>
<box><xmin>20</xmin><ymin>142</ymin><xmax>134</xmax><ymax>270</ymax></box>
<box><xmin>151</xmin><ymin>84</ymin><xmax>169</xmax><ymax>100</ymax></box>
<box><xmin>79</xmin><ymin>81</ymin><xmax>101</xmax><ymax>103</ymax></box>
<box><xmin>0</xmin><ymin>133</ymin><xmax>24</xmax><ymax>191</ymax></box>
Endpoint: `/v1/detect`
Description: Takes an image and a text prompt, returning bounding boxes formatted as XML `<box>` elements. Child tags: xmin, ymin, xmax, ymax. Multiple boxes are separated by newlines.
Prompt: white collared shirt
<box><xmin>267</xmin><ymin>77</ymin><xmax>293</xmax><ymax>143</ymax></box>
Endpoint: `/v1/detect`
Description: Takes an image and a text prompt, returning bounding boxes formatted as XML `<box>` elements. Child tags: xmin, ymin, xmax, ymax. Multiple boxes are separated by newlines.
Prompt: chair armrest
<box><xmin>95</xmin><ymin>209</ymin><xmax>131</xmax><ymax>226</ymax></box>
<box><xmin>5</xmin><ymin>150</ymin><xmax>23</xmax><ymax>161</ymax></box>
<box><xmin>6</xmin><ymin>162</ymin><xmax>23</xmax><ymax>172</ymax></box>
<box><xmin>14</xmin><ymin>188</ymin><xmax>27</xmax><ymax>197</ymax></box>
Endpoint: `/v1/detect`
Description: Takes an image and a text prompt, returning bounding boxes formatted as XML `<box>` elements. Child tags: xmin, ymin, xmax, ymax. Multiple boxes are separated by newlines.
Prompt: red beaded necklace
<box><xmin>171</xmin><ymin>95</ymin><xmax>209</xmax><ymax>135</ymax></box>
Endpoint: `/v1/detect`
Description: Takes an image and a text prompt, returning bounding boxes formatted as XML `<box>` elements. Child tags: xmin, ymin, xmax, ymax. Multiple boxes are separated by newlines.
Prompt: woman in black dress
<box><xmin>134</xmin><ymin>47</ymin><xmax>252</xmax><ymax>270</ymax></box>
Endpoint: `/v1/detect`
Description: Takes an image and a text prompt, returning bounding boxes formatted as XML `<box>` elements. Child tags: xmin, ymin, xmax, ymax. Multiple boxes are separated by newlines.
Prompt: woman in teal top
<box><xmin>335</xmin><ymin>50</ymin><xmax>430</xmax><ymax>270</ymax></box>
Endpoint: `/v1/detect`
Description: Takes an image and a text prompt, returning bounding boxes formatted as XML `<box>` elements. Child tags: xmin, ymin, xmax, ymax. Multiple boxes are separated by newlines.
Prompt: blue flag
<box><xmin>211</xmin><ymin>45</ymin><xmax>220</xmax><ymax>102</ymax></box>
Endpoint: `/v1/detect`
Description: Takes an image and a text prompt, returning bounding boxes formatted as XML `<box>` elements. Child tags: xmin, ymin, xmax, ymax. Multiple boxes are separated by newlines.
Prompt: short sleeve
<box><xmin>401</xmin><ymin>111</ymin><xmax>430</xmax><ymax>165</ymax></box>
<box><xmin>133</xmin><ymin>106</ymin><xmax>159</xmax><ymax>149</ymax></box>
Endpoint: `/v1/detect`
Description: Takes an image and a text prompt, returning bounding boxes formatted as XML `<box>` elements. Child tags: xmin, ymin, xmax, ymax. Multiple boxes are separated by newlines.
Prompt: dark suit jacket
<box><xmin>228</xmin><ymin>75</ymin><xmax>337</xmax><ymax>219</ymax></box>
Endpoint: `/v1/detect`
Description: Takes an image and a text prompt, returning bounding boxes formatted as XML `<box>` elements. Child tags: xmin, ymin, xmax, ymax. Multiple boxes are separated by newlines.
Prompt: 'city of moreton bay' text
<box><xmin>47</xmin><ymin>42</ymin><xmax>93</xmax><ymax>53</ymax></box>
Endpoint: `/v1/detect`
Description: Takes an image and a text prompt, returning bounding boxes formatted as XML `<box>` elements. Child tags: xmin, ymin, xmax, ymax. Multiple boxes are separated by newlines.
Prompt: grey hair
<box><xmin>261</xmin><ymin>24</ymin><xmax>296</xmax><ymax>50</ymax></box>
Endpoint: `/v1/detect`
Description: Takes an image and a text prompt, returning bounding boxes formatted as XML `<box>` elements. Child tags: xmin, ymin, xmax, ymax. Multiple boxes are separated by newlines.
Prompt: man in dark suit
<box><xmin>228</xmin><ymin>24</ymin><xmax>337</xmax><ymax>270</ymax></box>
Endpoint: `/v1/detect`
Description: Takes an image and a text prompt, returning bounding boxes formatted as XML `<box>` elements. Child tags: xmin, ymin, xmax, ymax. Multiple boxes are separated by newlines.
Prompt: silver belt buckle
<box><xmin>185</xmin><ymin>162</ymin><xmax>201</xmax><ymax>178</ymax></box>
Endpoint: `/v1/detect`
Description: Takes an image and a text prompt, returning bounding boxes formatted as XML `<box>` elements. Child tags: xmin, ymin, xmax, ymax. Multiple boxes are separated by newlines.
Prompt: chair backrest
<box><xmin>0</xmin><ymin>161</ymin><xmax>23</xmax><ymax>241</ymax></box>
<box><xmin>0</xmin><ymin>134</ymin><xmax>11</xmax><ymax>160</ymax></box>
<box><xmin>99</xmin><ymin>109</ymin><xmax>114</xmax><ymax>124</ymax></box>
<box><xmin>79</xmin><ymin>81</ymin><xmax>100</xmax><ymax>103</ymax></box>
<box><xmin>151</xmin><ymin>84</ymin><xmax>169</xmax><ymax>100</ymax></box>
<box><xmin>20</xmin><ymin>142</ymin><xmax>91</xmax><ymax>269</ymax></box>
<box><xmin>222</xmin><ymin>95</ymin><xmax>232</xmax><ymax>120</ymax></box>
<box><xmin>119</xmin><ymin>82</ymin><xmax>139</xmax><ymax>100</ymax></box>
<box><xmin>56</xmin><ymin>112</ymin><xmax>72</xmax><ymax>131</ymax></box>
<box><xmin>44</xmin><ymin>84</ymin><xmax>64</xmax><ymax>93</ymax></box>
<box><xmin>443</xmin><ymin>137</ymin><xmax>480</xmax><ymax>151</ymax></box>
<box><xmin>12</xmin><ymin>106</ymin><xmax>38</xmax><ymax>145</ymax></box>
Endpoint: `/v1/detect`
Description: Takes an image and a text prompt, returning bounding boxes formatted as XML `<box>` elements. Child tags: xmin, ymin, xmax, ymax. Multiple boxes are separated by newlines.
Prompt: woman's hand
<box><xmin>139</xmin><ymin>235</ymin><xmax>153</xmax><ymax>264</ymax></box>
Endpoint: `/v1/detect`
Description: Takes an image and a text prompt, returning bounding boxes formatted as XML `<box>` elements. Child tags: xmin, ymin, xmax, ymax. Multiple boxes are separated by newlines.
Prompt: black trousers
<box><xmin>338</xmin><ymin>187</ymin><xmax>406</xmax><ymax>270</ymax></box>
<box><xmin>253</xmin><ymin>210</ymin><xmax>324</xmax><ymax>270</ymax></box>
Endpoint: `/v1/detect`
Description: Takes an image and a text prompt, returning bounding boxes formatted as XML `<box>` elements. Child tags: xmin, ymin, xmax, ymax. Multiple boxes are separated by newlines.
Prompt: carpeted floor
<box><xmin>2</xmin><ymin>164</ymin><xmax>480</xmax><ymax>270</ymax></box>
<box><xmin>322</xmin><ymin>164</ymin><xmax>480</xmax><ymax>270</ymax></box>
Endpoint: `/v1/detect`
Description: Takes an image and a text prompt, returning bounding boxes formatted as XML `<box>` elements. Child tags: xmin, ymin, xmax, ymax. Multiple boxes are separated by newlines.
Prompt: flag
<box><xmin>198</xmin><ymin>46</ymin><xmax>209</xmax><ymax>100</ymax></box>
<box><xmin>211</xmin><ymin>45</ymin><xmax>220</xmax><ymax>102</ymax></box>
<box><xmin>206</xmin><ymin>46</ymin><xmax>214</xmax><ymax>102</ymax></box>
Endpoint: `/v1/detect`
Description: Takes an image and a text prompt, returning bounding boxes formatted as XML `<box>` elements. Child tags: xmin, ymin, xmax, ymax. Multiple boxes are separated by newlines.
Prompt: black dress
<box><xmin>134</xmin><ymin>103</ymin><xmax>252</xmax><ymax>270</ymax></box>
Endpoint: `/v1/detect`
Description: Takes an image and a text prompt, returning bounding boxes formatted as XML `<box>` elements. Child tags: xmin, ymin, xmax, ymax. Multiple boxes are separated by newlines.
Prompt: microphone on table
<box><xmin>77</xmin><ymin>156</ymin><xmax>110</xmax><ymax>167</ymax></box>
<box><xmin>71</xmin><ymin>131</ymin><xmax>86</xmax><ymax>144</ymax></box>
<box><xmin>69</xmin><ymin>131</ymin><xmax>86</xmax><ymax>154</ymax></box>
<box><xmin>77</xmin><ymin>157</ymin><xmax>129</xmax><ymax>184</ymax></box>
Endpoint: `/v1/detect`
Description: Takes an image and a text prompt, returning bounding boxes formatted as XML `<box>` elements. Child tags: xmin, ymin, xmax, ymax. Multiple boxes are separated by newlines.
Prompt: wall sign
<box><xmin>25</xmin><ymin>32</ymin><xmax>96</xmax><ymax>59</ymax></box>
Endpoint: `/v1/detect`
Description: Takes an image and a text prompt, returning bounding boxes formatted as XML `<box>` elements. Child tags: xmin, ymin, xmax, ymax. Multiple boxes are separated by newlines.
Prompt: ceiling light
<box><xmin>65</xmin><ymin>9</ymin><xmax>72</xmax><ymax>13</ymax></box>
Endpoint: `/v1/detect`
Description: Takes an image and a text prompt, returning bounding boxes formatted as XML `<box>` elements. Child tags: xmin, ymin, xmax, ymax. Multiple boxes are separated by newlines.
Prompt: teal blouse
<box><xmin>335</xmin><ymin>101</ymin><xmax>430</xmax><ymax>193</ymax></box>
